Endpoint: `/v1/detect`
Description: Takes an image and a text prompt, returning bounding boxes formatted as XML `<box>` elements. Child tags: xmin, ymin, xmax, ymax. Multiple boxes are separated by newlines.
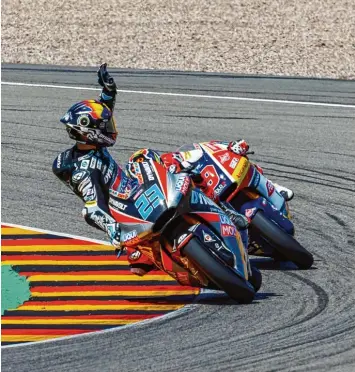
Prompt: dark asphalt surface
<box><xmin>1</xmin><ymin>64</ymin><xmax>355</xmax><ymax>372</ymax></box>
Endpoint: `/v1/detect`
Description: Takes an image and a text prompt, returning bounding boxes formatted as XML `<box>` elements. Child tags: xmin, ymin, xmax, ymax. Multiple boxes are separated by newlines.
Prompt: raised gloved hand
<box><xmin>97</xmin><ymin>63</ymin><xmax>117</xmax><ymax>92</ymax></box>
<box><xmin>228</xmin><ymin>139</ymin><xmax>249</xmax><ymax>156</ymax></box>
<box><xmin>106</xmin><ymin>222</ymin><xmax>121</xmax><ymax>249</ymax></box>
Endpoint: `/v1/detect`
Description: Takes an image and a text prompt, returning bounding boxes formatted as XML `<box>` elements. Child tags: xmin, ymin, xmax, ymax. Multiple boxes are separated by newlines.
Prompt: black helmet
<box><xmin>60</xmin><ymin>100</ymin><xmax>117</xmax><ymax>147</ymax></box>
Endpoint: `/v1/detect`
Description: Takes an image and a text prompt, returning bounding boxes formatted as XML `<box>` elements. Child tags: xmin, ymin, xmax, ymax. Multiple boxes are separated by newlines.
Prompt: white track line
<box><xmin>2</xmin><ymin>222</ymin><xmax>111</xmax><ymax>245</ymax></box>
<box><xmin>1</xmin><ymin>222</ymin><xmax>203</xmax><ymax>349</ymax></box>
<box><xmin>2</xmin><ymin>81</ymin><xmax>355</xmax><ymax>109</ymax></box>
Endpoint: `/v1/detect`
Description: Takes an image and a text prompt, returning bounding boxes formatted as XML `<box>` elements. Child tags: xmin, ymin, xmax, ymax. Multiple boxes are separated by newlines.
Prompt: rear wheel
<box><xmin>183</xmin><ymin>238</ymin><xmax>255</xmax><ymax>304</ymax></box>
<box><xmin>250</xmin><ymin>211</ymin><xmax>313</xmax><ymax>269</ymax></box>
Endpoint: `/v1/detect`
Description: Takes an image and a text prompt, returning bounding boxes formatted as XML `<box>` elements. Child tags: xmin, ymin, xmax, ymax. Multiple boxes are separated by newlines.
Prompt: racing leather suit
<box><xmin>53</xmin><ymin>86</ymin><xmax>136</xmax><ymax>250</ymax></box>
<box><xmin>160</xmin><ymin>142</ymin><xmax>289</xmax><ymax>214</ymax></box>
<box><xmin>52</xmin><ymin>87</ymin><xmax>172</xmax><ymax>277</ymax></box>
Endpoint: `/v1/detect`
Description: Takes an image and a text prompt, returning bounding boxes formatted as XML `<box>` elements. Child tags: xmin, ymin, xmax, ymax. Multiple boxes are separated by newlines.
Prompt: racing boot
<box><xmin>219</xmin><ymin>201</ymin><xmax>250</xmax><ymax>250</ymax></box>
<box><xmin>274</xmin><ymin>183</ymin><xmax>294</xmax><ymax>201</ymax></box>
<box><xmin>220</xmin><ymin>201</ymin><xmax>250</xmax><ymax>231</ymax></box>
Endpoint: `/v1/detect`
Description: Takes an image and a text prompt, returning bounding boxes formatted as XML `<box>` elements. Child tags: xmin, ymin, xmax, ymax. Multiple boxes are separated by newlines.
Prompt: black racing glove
<box><xmin>220</xmin><ymin>201</ymin><xmax>249</xmax><ymax>230</ymax></box>
<box><xmin>97</xmin><ymin>63</ymin><xmax>117</xmax><ymax>92</ymax></box>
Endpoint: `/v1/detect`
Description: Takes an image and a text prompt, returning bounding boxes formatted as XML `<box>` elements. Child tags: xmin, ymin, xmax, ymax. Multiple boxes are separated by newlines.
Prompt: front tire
<box><xmin>250</xmin><ymin>211</ymin><xmax>314</xmax><ymax>269</ymax></box>
<box><xmin>183</xmin><ymin>238</ymin><xmax>256</xmax><ymax>304</ymax></box>
<box><xmin>249</xmin><ymin>266</ymin><xmax>262</xmax><ymax>292</ymax></box>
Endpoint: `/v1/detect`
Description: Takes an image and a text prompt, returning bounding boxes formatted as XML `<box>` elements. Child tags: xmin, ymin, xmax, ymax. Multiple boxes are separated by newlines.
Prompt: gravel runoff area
<box><xmin>2</xmin><ymin>0</ymin><xmax>354</xmax><ymax>79</ymax></box>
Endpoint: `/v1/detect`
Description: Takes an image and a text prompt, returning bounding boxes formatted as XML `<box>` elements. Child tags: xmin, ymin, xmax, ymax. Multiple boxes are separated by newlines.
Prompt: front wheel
<box><xmin>249</xmin><ymin>266</ymin><xmax>262</xmax><ymax>292</ymax></box>
<box><xmin>250</xmin><ymin>211</ymin><xmax>314</xmax><ymax>269</ymax></box>
<box><xmin>183</xmin><ymin>238</ymin><xmax>256</xmax><ymax>304</ymax></box>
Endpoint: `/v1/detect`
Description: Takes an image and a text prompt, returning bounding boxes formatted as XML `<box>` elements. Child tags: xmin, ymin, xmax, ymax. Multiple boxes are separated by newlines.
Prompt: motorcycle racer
<box><xmin>52</xmin><ymin>64</ymin><xmax>160</xmax><ymax>276</ymax></box>
<box><xmin>51</xmin><ymin>65</ymin><xmax>256</xmax><ymax>280</ymax></box>
<box><xmin>53</xmin><ymin>64</ymin><xmax>126</xmax><ymax>251</ymax></box>
<box><xmin>159</xmin><ymin>140</ymin><xmax>294</xmax><ymax>205</ymax></box>
<box><xmin>128</xmin><ymin>148</ymin><xmax>251</xmax><ymax>253</ymax></box>
<box><xmin>52</xmin><ymin>64</ymin><xmax>205</xmax><ymax>280</ymax></box>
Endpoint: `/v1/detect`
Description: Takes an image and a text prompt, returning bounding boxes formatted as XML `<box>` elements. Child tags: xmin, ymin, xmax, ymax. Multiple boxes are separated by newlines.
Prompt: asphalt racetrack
<box><xmin>2</xmin><ymin>64</ymin><xmax>355</xmax><ymax>371</ymax></box>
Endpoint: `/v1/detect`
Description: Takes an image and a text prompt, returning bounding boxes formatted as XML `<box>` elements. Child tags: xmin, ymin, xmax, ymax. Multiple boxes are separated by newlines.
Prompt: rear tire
<box><xmin>250</xmin><ymin>211</ymin><xmax>313</xmax><ymax>269</ymax></box>
<box><xmin>183</xmin><ymin>238</ymin><xmax>255</xmax><ymax>304</ymax></box>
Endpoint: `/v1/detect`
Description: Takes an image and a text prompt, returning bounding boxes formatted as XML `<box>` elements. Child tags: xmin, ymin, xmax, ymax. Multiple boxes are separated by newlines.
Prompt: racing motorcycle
<box><xmin>108</xmin><ymin>156</ymin><xmax>261</xmax><ymax>304</ymax></box>
<box><xmin>175</xmin><ymin>142</ymin><xmax>314</xmax><ymax>269</ymax></box>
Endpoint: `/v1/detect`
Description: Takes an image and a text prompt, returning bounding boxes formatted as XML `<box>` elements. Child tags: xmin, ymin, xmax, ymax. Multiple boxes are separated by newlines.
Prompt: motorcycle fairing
<box><xmin>188</xmin><ymin>188</ymin><xmax>249</xmax><ymax>279</ymax></box>
<box><xmin>240</xmin><ymin>197</ymin><xmax>295</xmax><ymax>235</ymax></box>
<box><xmin>110</xmin><ymin>160</ymin><xmax>194</xmax><ymax>247</ymax></box>
<box><xmin>196</xmin><ymin>144</ymin><xmax>256</xmax><ymax>200</ymax></box>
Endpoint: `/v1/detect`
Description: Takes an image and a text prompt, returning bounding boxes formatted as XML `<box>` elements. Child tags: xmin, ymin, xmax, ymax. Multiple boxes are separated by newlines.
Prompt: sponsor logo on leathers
<box><xmin>56</xmin><ymin>153</ymin><xmax>62</xmax><ymax>168</ymax></box>
<box><xmin>109</xmin><ymin>199</ymin><xmax>127</xmax><ymax>211</ymax></box>
<box><xmin>104</xmin><ymin>161</ymin><xmax>115</xmax><ymax>184</ymax></box>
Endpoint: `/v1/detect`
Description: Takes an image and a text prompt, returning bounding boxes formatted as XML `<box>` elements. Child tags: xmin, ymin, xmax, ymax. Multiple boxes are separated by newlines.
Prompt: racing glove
<box><xmin>220</xmin><ymin>201</ymin><xmax>249</xmax><ymax>230</ymax></box>
<box><xmin>97</xmin><ymin>63</ymin><xmax>117</xmax><ymax>92</ymax></box>
<box><xmin>228</xmin><ymin>139</ymin><xmax>249</xmax><ymax>156</ymax></box>
<box><xmin>161</xmin><ymin>153</ymin><xmax>194</xmax><ymax>174</ymax></box>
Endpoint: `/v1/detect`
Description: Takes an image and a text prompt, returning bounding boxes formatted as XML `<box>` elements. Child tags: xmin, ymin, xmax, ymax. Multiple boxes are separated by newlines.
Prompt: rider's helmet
<box><xmin>60</xmin><ymin>100</ymin><xmax>117</xmax><ymax>147</ymax></box>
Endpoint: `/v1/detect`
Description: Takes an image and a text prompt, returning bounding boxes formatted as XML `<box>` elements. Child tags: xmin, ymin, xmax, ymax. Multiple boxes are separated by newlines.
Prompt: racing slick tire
<box><xmin>183</xmin><ymin>238</ymin><xmax>256</xmax><ymax>304</ymax></box>
<box><xmin>250</xmin><ymin>211</ymin><xmax>314</xmax><ymax>269</ymax></box>
<box><xmin>249</xmin><ymin>266</ymin><xmax>262</xmax><ymax>292</ymax></box>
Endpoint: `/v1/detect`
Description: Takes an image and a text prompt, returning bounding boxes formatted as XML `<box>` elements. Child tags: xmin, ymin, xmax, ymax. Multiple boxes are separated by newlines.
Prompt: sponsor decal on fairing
<box><xmin>129</xmin><ymin>250</ymin><xmax>141</xmax><ymax>260</ymax></box>
<box><xmin>132</xmin><ymin>188</ymin><xmax>144</xmax><ymax>201</ymax></box>
<box><xmin>219</xmin><ymin>213</ymin><xmax>237</xmax><ymax>237</ymax></box>
<box><xmin>250</xmin><ymin>170</ymin><xmax>260</xmax><ymax>187</ymax></box>
<box><xmin>175</xmin><ymin>176</ymin><xmax>190</xmax><ymax>195</ymax></box>
<box><xmin>142</xmin><ymin>162</ymin><xmax>155</xmax><ymax>181</ymax></box>
<box><xmin>229</xmin><ymin>157</ymin><xmax>239</xmax><ymax>169</ymax></box>
<box><xmin>218</xmin><ymin>153</ymin><xmax>230</xmax><ymax>164</ymax></box>
<box><xmin>214</xmin><ymin>182</ymin><xmax>226</xmax><ymax>195</ymax></box>
<box><xmin>122</xmin><ymin>230</ymin><xmax>138</xmax><ymax>242</ymax></box>
<box><xmin>191</xmin><ymin>190</ymin><xmax>217</xmax><ymax>206</ymax></box>
<box><xmin>202</xmin><ymin>230</ymin><xmax>215</xmax><ymax>243</ymax></box>
<box><xmin>221</xmin><ymin>224</ymin><xmax>236</xmax><ymax>237</ymax></box>
<box><xmin>219</xmin><ymin>213</ymin><xmax>233</xmax><ymax>226</ymax></box>
<box><xmin>204</xmin><ymin>142</ymin><xmax>222</xmax><ymax>152</ymax></box>
<box><xmin>175</xmin><ymin>233</ymin><xmax>193</xmax><ymax>251</ymax></box>
<box><xmin>178</xmin><ymin>234</ymin><xmax>188</xmax><ymax>244</ymax></box>
<box><xmin>266</xmin><ymin>180</ymin><xmax>275</xmax><ymax>196</ymax></box>
<box><xmin>245</xmin><ymin>208</ymin><xmax>256</xmax><ymax>218</ymax></box>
